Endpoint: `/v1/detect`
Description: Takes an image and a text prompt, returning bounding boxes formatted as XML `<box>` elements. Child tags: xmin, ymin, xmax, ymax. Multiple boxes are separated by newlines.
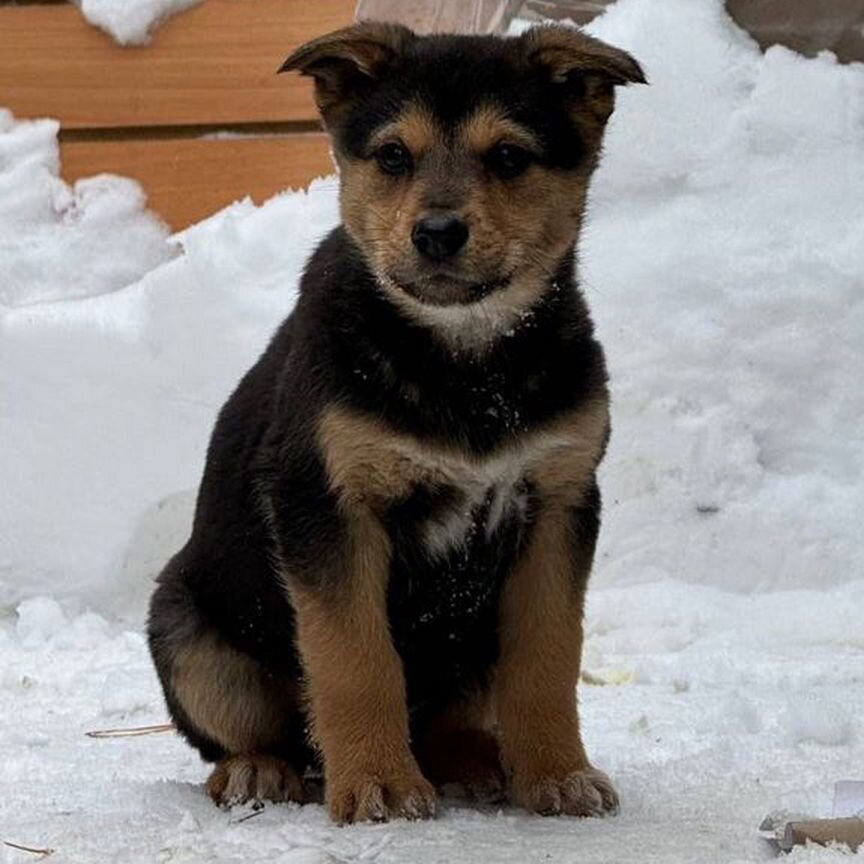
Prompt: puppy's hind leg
<box><xmin>415</xmin><ymin>691</ymin><xmax>505</xmax><ymax>803</ymax></box>
<box><xmin>172</xmin><ymin>633</ymin><xmax>307</xmax><ymax>807</ymax></box>
<box><xmin>148</xmin><ymin>577</ymin><xmax>308</xmax><ymax>807</ymax></box>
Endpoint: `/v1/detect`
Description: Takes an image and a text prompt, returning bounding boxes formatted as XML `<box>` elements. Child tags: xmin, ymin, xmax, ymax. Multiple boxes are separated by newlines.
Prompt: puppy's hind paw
<box><xmin>207</xmin><ymin>753</ymin><xmax>304</xmax><ymax>807</ymax></box>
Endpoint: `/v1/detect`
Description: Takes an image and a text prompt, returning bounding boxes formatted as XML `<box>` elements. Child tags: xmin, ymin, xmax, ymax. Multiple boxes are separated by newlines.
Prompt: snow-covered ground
<box><xmin>2</xmin><ymin>0</ymin><xmax>863</xmax><ymax>861</ymax></box>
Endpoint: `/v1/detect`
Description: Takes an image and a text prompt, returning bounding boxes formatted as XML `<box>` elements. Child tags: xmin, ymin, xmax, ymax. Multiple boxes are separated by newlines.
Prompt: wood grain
<box><xmin>355</xmin><ymin>0</ymin><xmax>523</xmax><ymax>33</ymax></box>
<box><xmin>520</xmin><ymin>0</ymin><xmax>613</xmax><ymax>25</ymax></box>
<box><xmin>0</xmin><ymin>0</ymin><xmax>355</xmax><ymax>129</ymax></box>
<box><xmin>60</xmin><ymin>134</ymin><xmax>336</xmax><ymax>229</ymax></box>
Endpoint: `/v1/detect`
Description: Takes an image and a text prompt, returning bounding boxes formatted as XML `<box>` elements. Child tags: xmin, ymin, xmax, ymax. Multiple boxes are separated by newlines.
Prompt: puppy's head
<box><xmin>281</xmin><ymin>23</ymin><xmax>643</xmax><ymax>314</ymax></box>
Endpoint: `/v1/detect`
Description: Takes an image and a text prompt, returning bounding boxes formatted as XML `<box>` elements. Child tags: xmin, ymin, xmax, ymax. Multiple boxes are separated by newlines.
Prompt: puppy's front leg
<box><xmin>289</xmin><ymin>509</ymin><xmax>435</xmax><ymax>824</ymax></box>
<box><xmin>496</xmin><ymin>497</ymin><xmax>618</xmax><ymax>817</ymax></box>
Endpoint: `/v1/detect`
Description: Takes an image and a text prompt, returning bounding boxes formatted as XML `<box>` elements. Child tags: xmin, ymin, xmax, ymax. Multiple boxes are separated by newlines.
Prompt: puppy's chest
<box><xmin>385</xmin><ymin>454</ymin><xmax>533</xmax><ymax>651</ymax></box>
<box><xmin>319</xmin><ymin>402</ymin><xmax>605</xmax><ymax>648</ymax></box>
<box><xmin>386</xmin><ymin>446</ymin><xmax>534</xmax><ymax>560</ymax></box>
<box><xmin>318</xmin><ymin>401</ymin><xmax>607</xmax><ymax>538</ymax></box>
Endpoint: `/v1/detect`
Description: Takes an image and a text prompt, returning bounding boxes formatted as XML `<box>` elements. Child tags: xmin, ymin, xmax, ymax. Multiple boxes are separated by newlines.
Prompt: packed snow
<box><xmin>73</xmin><ymin>0</ymin><xmax>205</xmax><ymax>45</ymax></box>
<box><xmin>2</xmin><ymin>0</ymin><xmax>863</xmax><ymax>861</ymax></box>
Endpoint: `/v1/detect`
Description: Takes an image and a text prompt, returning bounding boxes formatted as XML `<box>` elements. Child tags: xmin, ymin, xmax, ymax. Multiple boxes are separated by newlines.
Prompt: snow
<box><xmin>3</xmin><ymin>586</ymin><xmax>863</xmax><ymax>862</ymax></box>
<box><xmin>0</xmin><ymin>110</ymin><xmax>175</xmax><ymax>308</ymax></box>
<box><xmin>1</xmin><ymin>0</ymin><xmax>863</xmax><ymax>860</ymax></box>
<box><xmin>72</xmin><ymin>0</ymin><xmax>205</xmax><ymax>46</ymax></box>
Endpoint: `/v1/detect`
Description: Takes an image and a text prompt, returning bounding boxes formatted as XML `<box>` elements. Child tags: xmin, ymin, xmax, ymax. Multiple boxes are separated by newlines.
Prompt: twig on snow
<box><xmin>2</xmin><ymin>839</ymin><xmax>55</xmax><ymax>859</ymax></box>
<box><xmin>232</xmin><ymin>809</ymin><xmax>265</xmax><ymax>824</ymax></box>
<box><xmin>85</xmin><ymin>723</ymin><xmax>175</xmax><ymax>739</ymax></box>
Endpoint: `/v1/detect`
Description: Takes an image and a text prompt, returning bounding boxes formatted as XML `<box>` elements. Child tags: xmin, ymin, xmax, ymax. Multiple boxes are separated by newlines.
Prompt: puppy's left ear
<box><xmin>522</xmin><ymin>25</ymin><xmax>645</xmax><ymax>86</ymax></box>
<box><xmin>279</xmin><ymin>22</ymin><xmax>415</xmax><ymax>117</ymax></box>
<box><xmin>522</xmin><ymin>26</ymin><xmax>645</xmax><ymax>121</ymax></box>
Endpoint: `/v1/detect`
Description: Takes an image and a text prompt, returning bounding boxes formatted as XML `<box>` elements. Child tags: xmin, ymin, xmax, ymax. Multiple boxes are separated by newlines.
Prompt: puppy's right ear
<box><xmin>279</xmin><ymin>22</ymin><xmax>414</xmax><ymax>116</ymax></box>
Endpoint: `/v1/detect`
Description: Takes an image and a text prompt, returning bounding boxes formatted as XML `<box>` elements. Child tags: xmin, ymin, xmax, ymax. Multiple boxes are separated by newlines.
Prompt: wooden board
<box><xmin>520</xmin><ymin>0</ymin><xmax>614</xmax><ymax>25</ymax></box>
<box><xmin>726</xmin><ymin>0</ymin><xmax>864</xmax><ymax>63</ymax></box>
<box><xmin>355</xmin><ymin>0</ymin><xmax>523</xmax><ymax>33</ymax></box>
<box><xmin>60</xmin><ymin>135</ymin><xmax>335</xmax><ymax>229</ymax></box>
<box><xmin>0</xmin><ymin>0</ymin><xmax>355</xmax><ymax>129</ymax></box>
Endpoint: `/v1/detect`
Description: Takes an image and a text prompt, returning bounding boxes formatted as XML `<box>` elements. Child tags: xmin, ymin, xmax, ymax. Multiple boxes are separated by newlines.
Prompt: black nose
<box><xmin>411</xmin><ymin>214</ymin><xmax>469</xmax><ymax>261</ymax></box>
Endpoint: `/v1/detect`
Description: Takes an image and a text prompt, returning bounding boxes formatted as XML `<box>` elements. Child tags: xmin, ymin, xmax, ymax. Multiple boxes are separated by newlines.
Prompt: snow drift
<box><xmin>1</xmin><ymin>0</ymin><xmax>863</xmax><ymax>861</ymax></box>
<box><xmin>2</xmin><ymin>0</ymin><xmax>862</xmax><ymax>616</ymax></box>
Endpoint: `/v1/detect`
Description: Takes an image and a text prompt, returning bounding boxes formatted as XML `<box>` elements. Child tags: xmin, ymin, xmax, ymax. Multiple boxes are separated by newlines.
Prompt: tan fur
<box><xmin>282</xmin><ymin>22</ymin><xmax>643</xmax><ymax>349</ymax></box>
<box><xmin>287</xmin><ymin>506</ymin><xmax>435</xmax><ymax>823</ymax></box>
<box><xmin>313</xmin><ymin>393</ymin><xmax>609</xmax><ymax>817</ymax></box>
<box><xmin>492</xmin><ymin>394</ymin><xmax>615</xmax><ymax>816</ymax></box>
<box><xmin>337</xmin><ymin>97</ymin><xmax>603</xmax><ymax>350</ymax></box>
<box><xmin>184</xmin><ymin>23</ymin><xmax>638</xmax><ymax>824</ymax></box>
<box><xmin>496</xmin><ymin>508</ymin><xmax>586</xmax><ymax>812</ymax></box>
<box><xmin>434</xmin><ymin>689</ymin><xmax>496</xmax><ymax>731</ymax></box>
<box><xmin>279</xmin><ymin>22</ymin><xmax>414</xmax><ymax>116</ymax></box>
<box><xmin>529</xmin><ymin>398</ymin><xmax>610</xmax><ymax>498</ymax></box>
<box><xmin>317</xmin><ymin>405</ymin><xmax>434</xmax><ymax>506</ymax></box>
<box><xmin>207</xmin><ymin>753</ymin><xmax>304</xmax><ymax>807</ymax></box>
<box><xmin>460</xmin><ymin>104</ymin><xmax>542</xmax><ymax>155</ymax></box>
<box><xmin>339</xmin><ymin>98</ymin><xmax>594</xmax><ymax>283</ymax></box>
<box><xmin>522</xmin><ymin>25</ymin><xmax>645</xmax><ymax>88</ymax></box>
<box><xmin>171</xmin><ymin>632</ymin><xmax>300</xmax><ymax>754</ymax></box>
<box><xmin>416</xmin><ymin>692</ymin><xmax>505</xmax><ymax>801</ymax></box>
<box><xmin>317</xmin><ymin>399</ymin><xmax>608</xmax><ymax>510</ymax></box>
<box><xmin>282</xmin><ymin>407</ymin><xmax>439</xmax><ymax>821</ymax></box>
<box><xmin>368</xmin><ymin>105</ymin><xmax>438</xmax><ymax>159</ymax></box>
<box><xmin>314</xmin><ymin>399</ymin><xmax>612</xmax><ymax>811</ymax></box>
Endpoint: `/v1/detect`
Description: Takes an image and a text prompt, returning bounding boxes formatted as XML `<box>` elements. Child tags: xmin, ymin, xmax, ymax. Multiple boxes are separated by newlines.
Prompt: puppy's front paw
<box><xmin>327</xmin><ymin>765</ymin><xmax>437</xmax><ymax>824</ymax></box>
<box><xmin>512</xmin><ymin>767</ymin><xmax>618</xmax><ymax>817</ymax></box>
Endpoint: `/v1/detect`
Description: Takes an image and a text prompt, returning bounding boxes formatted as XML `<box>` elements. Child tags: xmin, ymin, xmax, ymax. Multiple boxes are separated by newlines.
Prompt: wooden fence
<box><xmin>0</xmin><ymin>0</ymin><xmax>355</xmax><ymax>228</ymax></box>
<box><xmin>3</xmin><ymin>0</ymin><xmax>859</xmax><ymax>229</ymax></box>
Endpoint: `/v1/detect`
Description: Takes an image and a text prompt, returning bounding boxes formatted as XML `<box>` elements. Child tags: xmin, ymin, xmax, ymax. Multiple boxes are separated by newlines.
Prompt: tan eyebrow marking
<box><xmin>459</xmin><ymin>104</ymin><xmax>542</xmax><ymax>154</ymax></box>
<box><xmin>368</xmin><ymin>104</ymin><xmax>438</xmax><ymax>157</ymax></box>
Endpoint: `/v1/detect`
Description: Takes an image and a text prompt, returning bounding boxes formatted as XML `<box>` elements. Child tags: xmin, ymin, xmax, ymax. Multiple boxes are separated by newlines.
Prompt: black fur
<box><xmin>337</xmin><ymin>35</ymin><xmax>587</xmax><ymax>171</ymax></box>
<box><xmin>148</xmin><ymin>26</ymin><xmax>617</xmax><ymax>769</ymax></box>
<box><xmin>149</xmin><ymin>226</ymin><xmax>606</xmax><ymax>757</ymax></box>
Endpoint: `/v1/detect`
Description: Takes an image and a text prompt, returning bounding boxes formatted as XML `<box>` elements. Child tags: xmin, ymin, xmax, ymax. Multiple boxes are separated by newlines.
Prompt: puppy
<box><xmin>148</xmin><ymin>22</ymin><xmax>643</xmax><ymax>824</ymax></box>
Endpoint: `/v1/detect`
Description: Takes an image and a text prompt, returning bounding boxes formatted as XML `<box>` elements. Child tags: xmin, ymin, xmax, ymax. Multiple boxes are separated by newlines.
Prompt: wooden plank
<box><xmin>60</xmin><ymin>134</ymin><xmax>335</xmax><ymax>229</ymax></box>
<box><xmin>355</xmin><ymin>0</ymin><xmax>524</xmax><ymax>33</ymax></box>
<box><xmin>726</xmin><ymin>0</ymin><xmax>864</xmax><ymax>63</ymax></box>
<box><xmin>0</xmin><ymin>0</ymin><xmax>355</xmax><ymax>129</ymax></box>
<box><xmin>521</xmin><ymin>0</ymin><xmax>614</xmax><ymax>25</ymax></box>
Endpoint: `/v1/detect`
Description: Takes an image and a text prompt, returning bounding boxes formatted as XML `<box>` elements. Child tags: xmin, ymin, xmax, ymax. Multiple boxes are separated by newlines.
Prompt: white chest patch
<box><xmin>420</xmin><ymin>479</ymin><xmax>531</xmax><ymax>559</ymax></box>
<box><xmin>387</xmin><ymin>434</ymin><xmax>575</xmax><ymax>560</ymax></box>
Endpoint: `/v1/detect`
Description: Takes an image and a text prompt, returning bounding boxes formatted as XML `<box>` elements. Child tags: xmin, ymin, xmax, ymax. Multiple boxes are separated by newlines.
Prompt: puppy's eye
<box><xmin>375</xmin><ymin>142</ymin><xmax>412</xmax><ymax>176</ymax></box>
<box><xmin>486</xmin><ymin>143</ymin><xmax>533</xmax><ymax>180</ymax></box>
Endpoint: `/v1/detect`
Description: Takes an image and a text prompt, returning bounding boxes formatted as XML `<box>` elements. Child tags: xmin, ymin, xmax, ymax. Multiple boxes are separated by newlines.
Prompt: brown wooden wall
<box><xmin>0</xmin><ymin>0</ymin><xmax>355</xmax><ymax>228</ymax></box>
<box><xmin>3</xmin><ymin>0</ymin><xmax>859</xmax><ymax>230</ymax></box>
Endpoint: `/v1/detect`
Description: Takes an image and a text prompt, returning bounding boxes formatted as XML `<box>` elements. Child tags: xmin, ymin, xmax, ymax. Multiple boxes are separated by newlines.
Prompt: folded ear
<box><xmin>279</xmin><ymin>22</ymin><xmax>415</xmax><ymax>115</ymax></box>
<box><xmin>522</xmin><ymin>25</ymin><xmax>646</xmax><ymax>87</ymax></box>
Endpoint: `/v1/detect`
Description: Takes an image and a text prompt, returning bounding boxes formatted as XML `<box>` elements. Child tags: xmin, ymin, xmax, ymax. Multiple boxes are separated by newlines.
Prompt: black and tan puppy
<box><xmin>148</xmin><ymin>22</ymin><xmax>643</xmax><ymax>824</ymax></box>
